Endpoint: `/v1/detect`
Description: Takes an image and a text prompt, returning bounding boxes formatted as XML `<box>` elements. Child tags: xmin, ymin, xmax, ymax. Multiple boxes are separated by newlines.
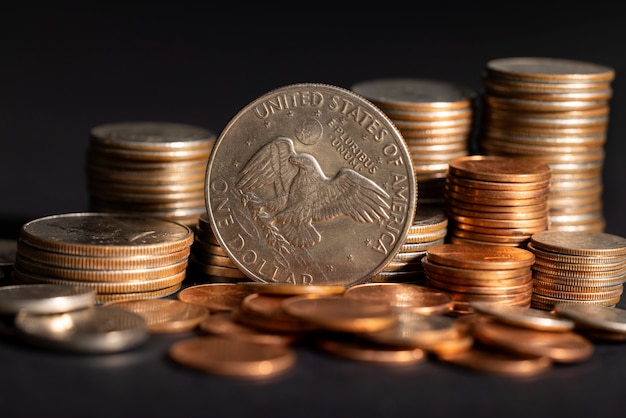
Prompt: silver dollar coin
<box><xmin>205</xmin><ymin>83</ymin><xmax>416</xmax><ymax>286</ymax></box>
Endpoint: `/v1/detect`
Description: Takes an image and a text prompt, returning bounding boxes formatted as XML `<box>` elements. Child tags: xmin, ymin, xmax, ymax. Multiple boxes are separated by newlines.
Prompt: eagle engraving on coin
<box><xmin>236</xmin><ymin>137</ymin><xmax>391</xmax><ymax>249</ymax></box>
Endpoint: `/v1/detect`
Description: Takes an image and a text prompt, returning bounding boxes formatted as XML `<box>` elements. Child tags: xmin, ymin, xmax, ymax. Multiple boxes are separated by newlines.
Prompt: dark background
<box><xmin>2</xmin><ymin>2</ymin><xmax>626</xmax><ymax>417</ymax></box>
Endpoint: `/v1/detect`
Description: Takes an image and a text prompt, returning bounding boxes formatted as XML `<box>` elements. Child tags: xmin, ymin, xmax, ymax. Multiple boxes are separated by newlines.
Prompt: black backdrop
<box><xmin>2</xmin><ymin>2</ymin><xmax>626</xmax><ymax>417</ymax></box>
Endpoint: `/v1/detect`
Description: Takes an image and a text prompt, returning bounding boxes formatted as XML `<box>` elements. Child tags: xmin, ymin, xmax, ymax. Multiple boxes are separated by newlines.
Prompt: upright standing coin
<box><xmin>205</xmin><ymin>83</ymin><xmax>416</xmax><ymax>286</ymax></box>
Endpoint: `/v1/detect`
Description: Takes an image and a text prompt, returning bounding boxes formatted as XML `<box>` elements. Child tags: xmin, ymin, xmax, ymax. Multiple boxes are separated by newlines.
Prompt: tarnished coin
<box><xmin>0</xmin><ymin>284</ymin><xmax>96</xmax><ymax>314</ymax></box>
<box><xmin>169</xmin><ymin>335</ymin><xmax>297</xmax><ymax>379</ymax></box>
<box><xmin>205</xmin><ymin>83</ymin><xmax>416</xmax><ymax>286</ymax></box>
<box><xmin>14</xmin><ymin>306</ymin><xmax>149</xmax><ymax>353</ymax></box>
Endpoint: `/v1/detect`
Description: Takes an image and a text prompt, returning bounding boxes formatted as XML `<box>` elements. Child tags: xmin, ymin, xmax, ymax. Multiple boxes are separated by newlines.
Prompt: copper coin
<box><xmin>437</xmin><ymin>346</ymin><xmax>552</xmax><ymax>376</ymax></box>
<box><xmin>169</xmin><ymin>335</ymin><xmax>296</xmax><ymax>379</ymax></box>
<box><xmin>280</xmin><ymin>294</ymin><xmax>397</xmax><ymax>333</ymax></box>
<box><xmin>315</xmin><ymin>334</ymin><xmax>426</xmax><ymax>365</ymax></box>
<box><xmin>103</xmin><ymin>298</ymin><xmax>209</xmax><ymax>333</ymax></box>
<box><xmin>425</xmin><ymin>243</ymin><xmax>535</xmax><ymax>270</ymax></box>
<box><xmin>469</xmin><ymin>301</ymin><xmax>575</xmax><ymax>331</ymax></box>
<box><xmin>472</xmin><ymin>316</ymin><xmax>594</xmax><ymax>363</ymax></box>
<box><xmin>177</xmin><ymin>283</ymin><xmax>255</xmax><ymax>312</ymax></box>
<box><xmin>343</xmin><ymin>282</ymin><xmax>453</xmax><ymax>315</ymax></box>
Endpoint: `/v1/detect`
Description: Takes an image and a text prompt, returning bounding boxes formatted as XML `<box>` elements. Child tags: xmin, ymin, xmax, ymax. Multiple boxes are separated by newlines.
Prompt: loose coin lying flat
<box><xmin>437</xmin><ymin>346</ymin><xmax>552</xmax><ymax>376</ymax></box>
<box><xmin>198</xmin><ymin>312</ymin><xmax>298</xmax><ymax>345</ymax></box>
<box><xmin>169</xmin><ymin>335</ymin><xmax>297</xmax><ymax>379</ymax></box>
<box><xmin>14</xmin><ymin>306</ymin><xmax>149</xmax><ymax>353</ymax></box>
<box><xmin>553</xmin><ymin>303</ymin><xmax>626</xmax><ymax>334</ymax></box>
<box><xmin>469</xmin><ymin>301</ymin><xmax>575</xmax><ymax>332</ymax></box>
<box><xmin>315</xmin><ymin>333</ymin><xmax>426</xmax><ymax>365</ymax></box>
<box><xmin>280</xmin><ymin>294</ymin><xmax>397</xmax><ymax>333</ymax></box>
<box><xmin>239</xmin><ymin>282</ymin><xmax>346</xmax><ymax>296</ymax></box>
<box><xmin>472</xmin><ymin>316</ymin><xmax>594</xmax><ymax>363</ymax></box>
<box><xmin>205</xmin><ymin>82</ymin><xmax>416</xmax><ymax>287</ymax></box>
<box><xmin>343</xmin><ymin>283</ymin><xmax>454</xmax><ymax>315</ymax></box>
<box><xmin>103</xmin><ymin>298</ymin><xmax>209</xmax><ymax>333</ymax></box>
<box><xmin>176</xmin><ymin>283</ymin><xmax>256</xmax><ymax>312</ymax></box>
<box><xmin>0</xmin><ymin>284</ymin><xmax>96</xmax><ymax>314</ymax></box>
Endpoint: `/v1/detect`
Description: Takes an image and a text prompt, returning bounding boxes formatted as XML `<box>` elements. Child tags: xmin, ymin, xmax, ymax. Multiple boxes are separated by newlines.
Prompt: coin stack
<box><xmin>477</xmin><ymin>56</ymin><xmax>615</xmax><ymax>232</ymax></box>
<box><xmin>421</xmin><ymin>242</ymin><xmax>536</xmax><ymax>315</ymax></box>
<box><xmin>371</xmin><ymin>204</ymin><xmax>448</xmax><ymax>284</ymax></box>
<box><xmin>527</xmin><ymin>230</ymin><xmax>626</xmax><ymax>310</ymax></box>
<box><xmin>445</xmin><ymin>155</ymin><xmax>551</xmax><ymax>248</ymax></box>
<box><xmin>351</xmin><ymin>78</ymin><xmax>476</xmax><ymax>203</ymax></box>
<box><xmin>188</xmin><ymin>213</ymin><xmax>251</xmax><ymax>283</ymax></box>
<box><xmin>11</xmin><ymin>213</ymin><xmax>194</xmax><ymax>304</ymax></box>
<box><xmin>86</xmin><ymin>121</ymin><xmax>216</xmax><ymax>227</ymax></box>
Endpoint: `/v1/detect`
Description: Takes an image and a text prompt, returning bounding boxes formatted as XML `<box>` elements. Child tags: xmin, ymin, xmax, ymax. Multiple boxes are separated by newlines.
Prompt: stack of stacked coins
<box><xmin>351</xmin><ymin>78</ymin><xmax>476</xmax><ymax>204</ymax></box>
<box><xmin>445</xmin><ymin>155</ymin><xmax>551</xmax><ymax>247</ymax></box>
<box><xmin>477</xmin><ymin>57</ymin><xmax>615</xmax><ymax>232</ymax></box>
<box><xmin>371</xmin><ymin>204</ymin><xmax>448</xmax><ymax>284</ymax></box>
<box><xmin>86</xmin><ymin>121</ymin><xmax>216</xmax><ymax>227</ymax></box>
<box><xmin>188</xmin><ymin>213</ymin><xmax>251</xmax><ymax>283</ymax></box>
<box><xmin>11</xmin><ymin>213</ymin><xmax>194</xmax><ymax>304</ymax></box>
<box><xmin>527</xmin><ymin>230</ymin><xmax>626</xmax><ymax>310</ymax></box>
<box><xmin>421</xmin><ymin>242</ymin><xmax>536</xmax><ymax>315</ymax></box>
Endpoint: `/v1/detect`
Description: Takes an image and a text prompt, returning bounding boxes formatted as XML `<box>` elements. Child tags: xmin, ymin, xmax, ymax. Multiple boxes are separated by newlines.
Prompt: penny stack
<box><xmin>477</xmin><ymin>57</ymin><xmax>615</xmax><ymax>232</ymax></box>
<box><xmin>351</xmin><ymin>78</ymin><xmax>476</xmax><ymax>204</ymax></box>
<box><xmin>11</xmin><ymin>213</ymin><xmax>194</xmax><ymax>304</ymax></box>
<box><xmin>86</xmin><ymin>121</ymin><xmax>216</xmax><ymax>227</ymax></box>
<box><xmin>527</xmin><ymin>230</ymin><xmax>626</xmax><ymax>310</ymax></box>
<box><xmin>421</xmin><ymin>242</ymin><xmax>536</xmax><ymax>314</ymax></box>
<box><xmin>445</xmin><ymin>155</ymin><xmax>551</xmax><ymax>247</ymax></box>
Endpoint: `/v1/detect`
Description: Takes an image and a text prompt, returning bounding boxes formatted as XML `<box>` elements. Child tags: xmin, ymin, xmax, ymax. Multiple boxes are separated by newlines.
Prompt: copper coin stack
<box><xmin>351</xmin><ymin>78</ymin><xmax>476</xmax><ymax>204</ymax></box>
<box><xmin>477</xmin><ymin>56</ymin><xmax>615</xmax><ymax>233</ymax></box>
<box><xmin>371</xmin><ymin>204</ymin><xmax>448</xmax><ymax>284</ymax></box>
<box><xmin>11</xmin><ymin>212</ymin><xmax>194</xmax><ymax>304</ymax></box>
<box><xmin>188</xmin><ymin>213</ymin><xmax>251</xmax><ymax>283</ymax></box>
<box><xmin>527</xmin><ymin>230</ymin><xmax>626</xmax><ymax>310</ymax></box>
<box><xmin>86</xmin><ymin>121</ymin><xmax>216</xmax><ymax>227</ymax></box>
<box><xmin>445</xmin><ymin>154</ymin><xmax>551</xmax><ymax>247</ymax></box>
<box><xmin>421</xmin><ymin>242</ymin><xmax>536</xmax><ymax>314</ymax></box>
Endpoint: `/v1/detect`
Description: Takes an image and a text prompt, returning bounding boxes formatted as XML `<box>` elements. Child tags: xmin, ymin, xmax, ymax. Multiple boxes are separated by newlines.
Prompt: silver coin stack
<box><xmin>11</xmin><ymin>213</ymin><xmax>195</xmax><ymax>304</ymax></box>
<box><xmin>351</xmin><ymin>78</ymin><xmax>476</xmax><ymax>204</ymax></box>
<box><xmin>477</xmin><ymin>57</ymin><xmax>615</xmax><ymax>233</ymax></box>
<box><xmin>86</xmin><ymin>121</ymin><xmax>216</xmax><ymax>227</ymax></box>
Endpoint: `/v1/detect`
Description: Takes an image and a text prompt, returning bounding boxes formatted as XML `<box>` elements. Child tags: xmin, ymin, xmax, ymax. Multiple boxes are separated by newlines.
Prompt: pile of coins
<box><xmin>189</xmin><ymin>213</ymin><xmax>251</xmax><ymax>283</ymax></box>
<box><xmin>11</xmin><ymin>212</ymin><xmax>194</xmax><ymax>304</ymax></box>
<box><xmin>165</xmin><ymin>281</ymin><xmax>626</xmax><ymax>378</ymax></box>
<box><xmin>0</xmin><ymin>283</ymin><xmax>149</xmax><ymax>353</ymax></box>
<box><xmin>477</xmin><ymin>56</ymin><xmax>615</xmax><ymax>232</ymax></box>
<box><xmin>86</xmin><ymin>121</ymin><xmax>216</xmax><ymax>227</ymax></box>
<box><xmin>527</xmin><ymin>230</ymin><xmax>626</xmax><ymax>310</ymax></box>
<box><xmin>444</xmin><ymin>154</ymin><xmax>551</xmax><ymax>247</ymax></box>
<box><xmin>421</xmin><ymin>242</ymin><xmax>536</xmax><ymax>314</ymax></box>
<box><xmin>351</xmin><ymin>78</ymin><xmax>476</xmax><ymax>203</ymax></box>
<box><xmin>371</xmin><ymin>204</ymin><xmax>448</xmax><ymax>284</ymax></box>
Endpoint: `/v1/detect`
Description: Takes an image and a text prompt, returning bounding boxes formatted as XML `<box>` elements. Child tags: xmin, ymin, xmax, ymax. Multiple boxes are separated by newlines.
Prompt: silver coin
<box><xmin>90</xmin><ymin>121</ymin><xmax>216</xmax><ymax>150</ymax></box>
<box><xmin>205</xmin><ymin>83</ymin><xmax>416</xmax><ymax>286</ymax></box>
<box><xmin>0</xmin><ymin>284</ymin><xmax>96</xmax><ymax>314</ymax></box>
<box><xmin>553</xmin><ymin>303</ymin><xmax>626</xmax><ymax>334</ymax></box>
<box><xmin>470</xmin><ymin>301</ymin><xmax>574</xmax><ymax>332</ymax></box>
<box><xmin>14</xmin><ymin>306</ymin><xmax>149</xmax><ymax>353</ymax></box>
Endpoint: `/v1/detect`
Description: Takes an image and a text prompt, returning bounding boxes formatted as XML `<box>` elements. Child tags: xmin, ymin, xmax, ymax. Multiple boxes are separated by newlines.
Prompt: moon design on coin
<box><xmin>237</xmin><ymin>137</ymin><xmax>391</xmax><ymax>248</ymax></box>
<box><xmin>295</xmin><ymin>118</ymin><xmax>323</xmax><ymax>145</ymax></box>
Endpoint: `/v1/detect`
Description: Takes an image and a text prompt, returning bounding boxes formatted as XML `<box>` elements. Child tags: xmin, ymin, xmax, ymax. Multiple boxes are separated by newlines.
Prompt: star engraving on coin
<box><xmin>205</xmin><ymin>83</ymin><xmax>416</xmax><ymax>287</ymax></box>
